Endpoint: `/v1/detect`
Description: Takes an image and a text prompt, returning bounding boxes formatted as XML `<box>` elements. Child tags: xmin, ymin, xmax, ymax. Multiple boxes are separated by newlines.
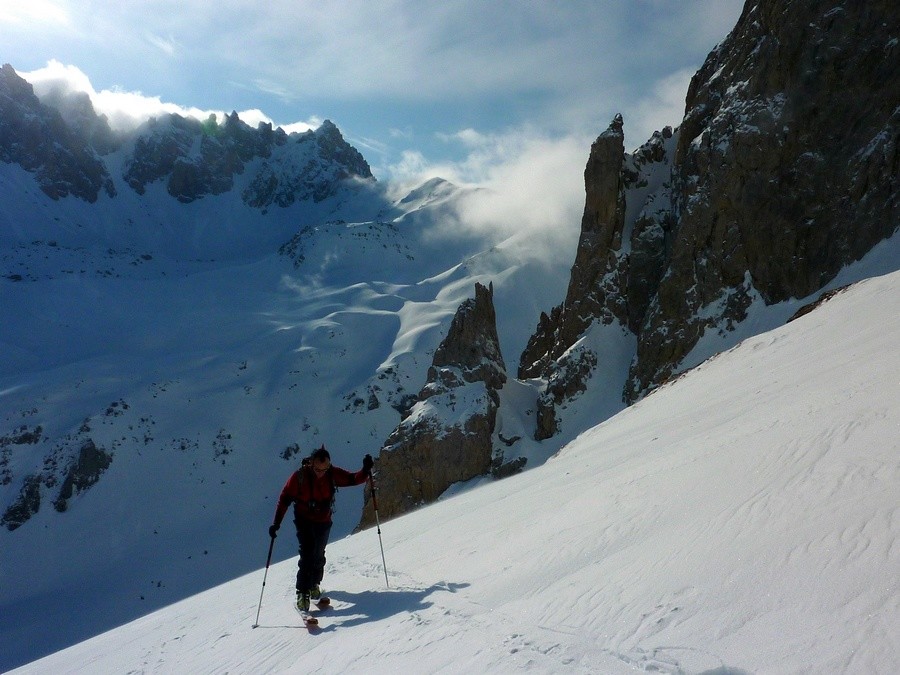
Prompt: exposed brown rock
<box><xmin>627</xmin><ymin>0</ymin><xmax>899</xmax><ymax>399</ymax></box>
<box><xmin>520</xmin><ymin>0</ymin><xmax>899</xmax><ymax>432</ymax></box>
<box><xmin>359</xmin><ymin>283</ymin><xmax>506</xmax><ymax>527</ymax></box>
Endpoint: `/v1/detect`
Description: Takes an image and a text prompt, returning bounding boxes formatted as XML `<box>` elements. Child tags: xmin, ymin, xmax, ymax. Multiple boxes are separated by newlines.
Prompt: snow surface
<box><xmin>11</xmin><ymin>268</ymin><xmax>900</xmax><ymax>674</ymax></box>
<box><xmin>0</xmin><ymin>157</ymin><xmax>575</xmax><ymax>669</ymax></box>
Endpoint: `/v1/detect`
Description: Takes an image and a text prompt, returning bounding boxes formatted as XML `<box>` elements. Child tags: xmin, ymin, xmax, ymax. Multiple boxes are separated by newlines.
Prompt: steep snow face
<box><xmin>11</xmin><ymin>268</ymin><xmax>900</xmax><ymax>675</ymax></box>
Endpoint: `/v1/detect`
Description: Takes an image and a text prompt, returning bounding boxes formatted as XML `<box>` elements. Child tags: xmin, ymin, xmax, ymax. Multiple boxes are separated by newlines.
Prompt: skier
<box><xmin>269</xmin><ymin>446</ymin><xmax>373</xmax><ymax>611</ymax></box>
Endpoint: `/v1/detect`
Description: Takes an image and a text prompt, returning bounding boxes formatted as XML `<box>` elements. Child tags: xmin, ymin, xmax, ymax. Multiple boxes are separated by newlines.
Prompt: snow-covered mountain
<box><xmin>0</xmin><ymin>65</ymin><xmax>574</xmax><ymax>669</ymax></box>
<box><xmin>10</xmin><ymin>265</ymin><xmax>900</xmax><ymax>674</ymax></box>
<box><xmin>2</xmin><ymin>0</ymin><xmax>899</xmax><ymax>668</ymax></box>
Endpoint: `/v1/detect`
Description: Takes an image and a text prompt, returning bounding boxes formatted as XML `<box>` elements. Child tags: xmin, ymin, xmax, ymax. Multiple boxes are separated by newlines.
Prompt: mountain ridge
<box><xmin>1</xmin><ymin>63</ymin><xmax>374</xmax><ymax>209</ymax></box>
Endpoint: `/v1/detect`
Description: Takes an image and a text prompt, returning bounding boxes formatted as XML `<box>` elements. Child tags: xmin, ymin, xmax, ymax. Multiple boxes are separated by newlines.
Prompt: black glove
<box><xmin>362</xmin><ymin>454</ymin><xmax>374</xmax><ymax>475</ymax></box>
<box><xmin>269</xmin><ymin>524</ymin><xmax>279</xmax><ymax>539</ymax></box>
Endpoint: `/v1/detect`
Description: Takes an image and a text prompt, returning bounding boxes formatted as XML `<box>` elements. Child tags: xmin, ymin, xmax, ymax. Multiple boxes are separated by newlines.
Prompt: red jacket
<box><xmin>274</xmin><ymin>465</ymin><xmax>368</xmax><ymax>526</ymax></box>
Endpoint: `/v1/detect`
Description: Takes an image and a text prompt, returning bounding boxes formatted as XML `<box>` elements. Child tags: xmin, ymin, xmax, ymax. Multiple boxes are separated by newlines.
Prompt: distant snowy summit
<box><xmin>125</xmin><ymin>116</ymin><xmax>372</xmax><ymax>208</ymax></box>
<box><xmin>0</xmin><ymin>63</ymin><xmax>373</xmax><ymax>208</ymax></box>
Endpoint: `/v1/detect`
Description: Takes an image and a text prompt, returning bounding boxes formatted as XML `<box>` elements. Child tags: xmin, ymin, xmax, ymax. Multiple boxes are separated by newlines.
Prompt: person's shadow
<box><xmin>317</xmin><ymin>582</ymin><xmax>470</xmax><ymax>631</ymax></box>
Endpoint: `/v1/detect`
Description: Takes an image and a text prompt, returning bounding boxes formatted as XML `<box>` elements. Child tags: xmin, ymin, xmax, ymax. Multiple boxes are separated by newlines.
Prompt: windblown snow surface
<box><xmin>12</xmin><ymin>268</ymin><xmax>900</xmax><ymax>674</ymax></box>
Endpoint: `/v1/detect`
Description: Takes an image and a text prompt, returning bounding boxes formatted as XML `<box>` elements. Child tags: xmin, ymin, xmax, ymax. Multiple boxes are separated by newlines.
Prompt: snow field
<box><xmin>14</xmin><ymin>269</ymin><xmax>900</xmax><ymax>674</ymax></box>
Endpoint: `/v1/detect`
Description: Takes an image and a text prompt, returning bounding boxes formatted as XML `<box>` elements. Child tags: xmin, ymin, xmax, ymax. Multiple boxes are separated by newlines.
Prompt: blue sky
<box><xmin>2</xmin><ymin>0</ymin><xmax>744</xmax><ymax>187</ymax></box>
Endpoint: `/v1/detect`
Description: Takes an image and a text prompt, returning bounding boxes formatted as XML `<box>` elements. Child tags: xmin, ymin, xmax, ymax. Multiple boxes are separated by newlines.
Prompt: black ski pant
<box><xmin>295</xmin><ymin>519</ymin><xmax>332</xmax><ymax>594</ymax></box>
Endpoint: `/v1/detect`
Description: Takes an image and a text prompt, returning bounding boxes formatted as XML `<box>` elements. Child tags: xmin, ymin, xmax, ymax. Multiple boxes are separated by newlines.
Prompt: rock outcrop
<box><xmin>519</xmin><ymin>116</ymin><xmax>632</xmax><ymax>438</ymax></box>
<box><xmin>358</xmin><ymin>283</ymin><xmax>506</xmax><ymax>527</ymax></box>
<box><xmin>521</xmin><ymin>0</ymin><xmax>899</xmax><ymax>435</ymax></box>
<box><xmin>52</xmin><ymin>440</ymin><xmax>113</xmax><ymax>513</ymax></box>
<box><xmin>1</xmin><ymin>437</ymin><xmax>112</xmax><ymax>531</ymax></box>
<box><xmin>519</xmin><ymin>120</ymin><xmax>677</xmax><ymax>438</ymax></box>
<box><xmin>520</xmin><ymin>115</ymin><xmax>628</xmax><ymax>379</ymax></box>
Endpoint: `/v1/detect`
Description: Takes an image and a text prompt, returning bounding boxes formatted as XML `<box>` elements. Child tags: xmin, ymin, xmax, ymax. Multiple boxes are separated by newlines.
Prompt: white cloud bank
<box><xmin>20</xmin><ymin>60</ymin><xmax>319</xmax><ymax>134</ymax></box>
<box><xmin>383</xmin><ymin>125</ymin><xmax>590</xmax><ymax>269</ymax></box>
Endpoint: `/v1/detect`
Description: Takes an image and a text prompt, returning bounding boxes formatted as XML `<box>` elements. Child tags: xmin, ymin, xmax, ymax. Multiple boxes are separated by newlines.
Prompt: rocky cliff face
<box><xmin>0</xmin><ymin>64</ymin><xmax>116</xmax><ymax>202</ymax></box>
<box><xmin>521</xmin><ymin>0</ymin><xmax>898</xmax><ymax>435</ymax></box>
<box><xmin>358</xmin><ymin>283</ymin><xmax>507</xmax><ymax>527</ymax></box>
<box><xmin>123</xmin><ymin>112</ymin><xmax>276</xmax><ymax>201</ymax></box>
<box><xmin>628</xmin><ymin>0</ymin><xmax>899</xmax><ymax>398</ymax></box>
<box><xmin>519</xmin><ymin>120</ymin><xmax>676</xmax><ymax>438</ymax></box>
<box><xmin>125</xmin><ymin>115</ymin><xmax>373</xmax><ymax>206</ymax></box>
<box><xmin>242</xmin><ymin>120</ymin><xmax>373</xmax><ymax>209</ymax></box>
<box><xmin>1</xmin><ymin>64</ymin><xmax>373</xmax><ymax>209</ymax></box>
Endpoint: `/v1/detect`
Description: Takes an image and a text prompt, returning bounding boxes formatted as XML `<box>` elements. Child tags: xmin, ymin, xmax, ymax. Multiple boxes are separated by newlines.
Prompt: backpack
<box><xmin>297</xmin><ymin>458</ymin><xmax>337</xmax><ymax>514</ymax></box>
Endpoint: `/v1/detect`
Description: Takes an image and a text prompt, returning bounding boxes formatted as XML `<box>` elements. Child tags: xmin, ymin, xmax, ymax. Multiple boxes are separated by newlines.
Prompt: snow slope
<box><xmin>13</xmin><ymin>268</ymin><xmax>899</xmax><ymax>674</ymax></box>
<box><xmin>0</xmin><ymin>159</ymin><xmax>575</xmax><ymax>669</ymax></box>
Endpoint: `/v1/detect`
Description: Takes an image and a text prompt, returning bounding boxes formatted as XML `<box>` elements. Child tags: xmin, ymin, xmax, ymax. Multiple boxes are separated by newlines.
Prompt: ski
<box><xmin>297</xmin><ymin>600</ymin><xmax>330</xmax><ymax>628</ymax></box>
<box><xmin>295</xmin><ymin>592</ymin><xmax>331</xmax><ymax>628</ymax></box>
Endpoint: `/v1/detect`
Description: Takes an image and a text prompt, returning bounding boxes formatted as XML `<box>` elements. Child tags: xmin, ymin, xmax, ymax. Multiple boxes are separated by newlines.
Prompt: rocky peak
<box><xmin>0</xmin><ymin>64</ymin><xmax>115</xmax><ymax>202</ymax></box>
<box><xmin>520</xmin><ymin>0</ymin><xmax>898</xmax><ymax>437</ymax></box>
<box><xmin>358</xmin><ymin>283</ymin><xmax>506</xmax><ymax>527</ymax></box>
<box><xmin>241</xmin><ymin>119</ymin><xmax>374</xmax><ymax>210</ymax></box>
<box><xmin>517</xmin><ymin>114</ymin><xmax>632</xmax><ymax>439</ymax></box>
<box><xmin>519</xmin><ymin>115</ymin><xmax>628</xmax><ymax>382</ymax></box>
<box><xmin>30</xmin><ymin>77</ymin><xmax>119</xmax><ymax>154</ymax></box>
<box><xmin>299</xmin><ymin>119</ymin><xmax>372</xmax><ymax>180</ymax></box>
<box><xmin>429</xmin><ymin>282</ymin><xmax>507</xmax><ymax>392</ymax></box>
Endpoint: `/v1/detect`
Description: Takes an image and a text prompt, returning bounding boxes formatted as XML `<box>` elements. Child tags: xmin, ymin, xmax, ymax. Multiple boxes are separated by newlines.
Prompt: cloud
<box><xmin>0</xmin><ymin>0</ymin><xmax>70</xmax><ymax>26</ymax></box>
<box><xmin>22</xmin><ymin>60</ymin><xmax>93</xmax><ymax>96</ymax></box>
<box><xmin>213</xmin><ymin>2</ymin><xmax>612</xmax><ymax>102</ymax></box>
<box><xmin>20</xmin><ymin>61</ymin><xmax>318</xmax><ymax>134</ymax></box>
<box><xmin>145</xmin><ymin>32</ymin><xmax>179</xmax><ymax>57</ymax></box>
<box><xmin>628</xmin><ymin>67</ymin><xmax>697</xmax><ymax>149</ymax></box>
<box><xmin>455</xmin><ymin>129</ymin><xmax>588</xmax><ymax>258</ymax></box>
<box><xmin>57</xmin><ymin>1</ymin><xmax>735</xmax><ymax>110</ymax></box>
<box><xmin>280</xmin><ymin>119</ymin><xmax>320</xmax><ymax>135</ymax></box>
<box><xmin>385</xmin><ymin>125</ymin><xmax>589</xmax><ymax>267</ymax></box>
<box><xmin>7</xmin><ymin>1</ymin><xmax>745</xmax><ymax>169</ymax></box>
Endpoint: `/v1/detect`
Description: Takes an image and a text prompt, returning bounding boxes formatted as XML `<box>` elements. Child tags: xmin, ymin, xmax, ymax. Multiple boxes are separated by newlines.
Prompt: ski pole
<box><xmin>368</xmin><ymin>474</ymin><xmax>389</xmax><ymax>588</ymax></box>
<box><xmin>252</xmin><ymin>534</ymin><xmax>276</xmax><ymax>628</ymax></box>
